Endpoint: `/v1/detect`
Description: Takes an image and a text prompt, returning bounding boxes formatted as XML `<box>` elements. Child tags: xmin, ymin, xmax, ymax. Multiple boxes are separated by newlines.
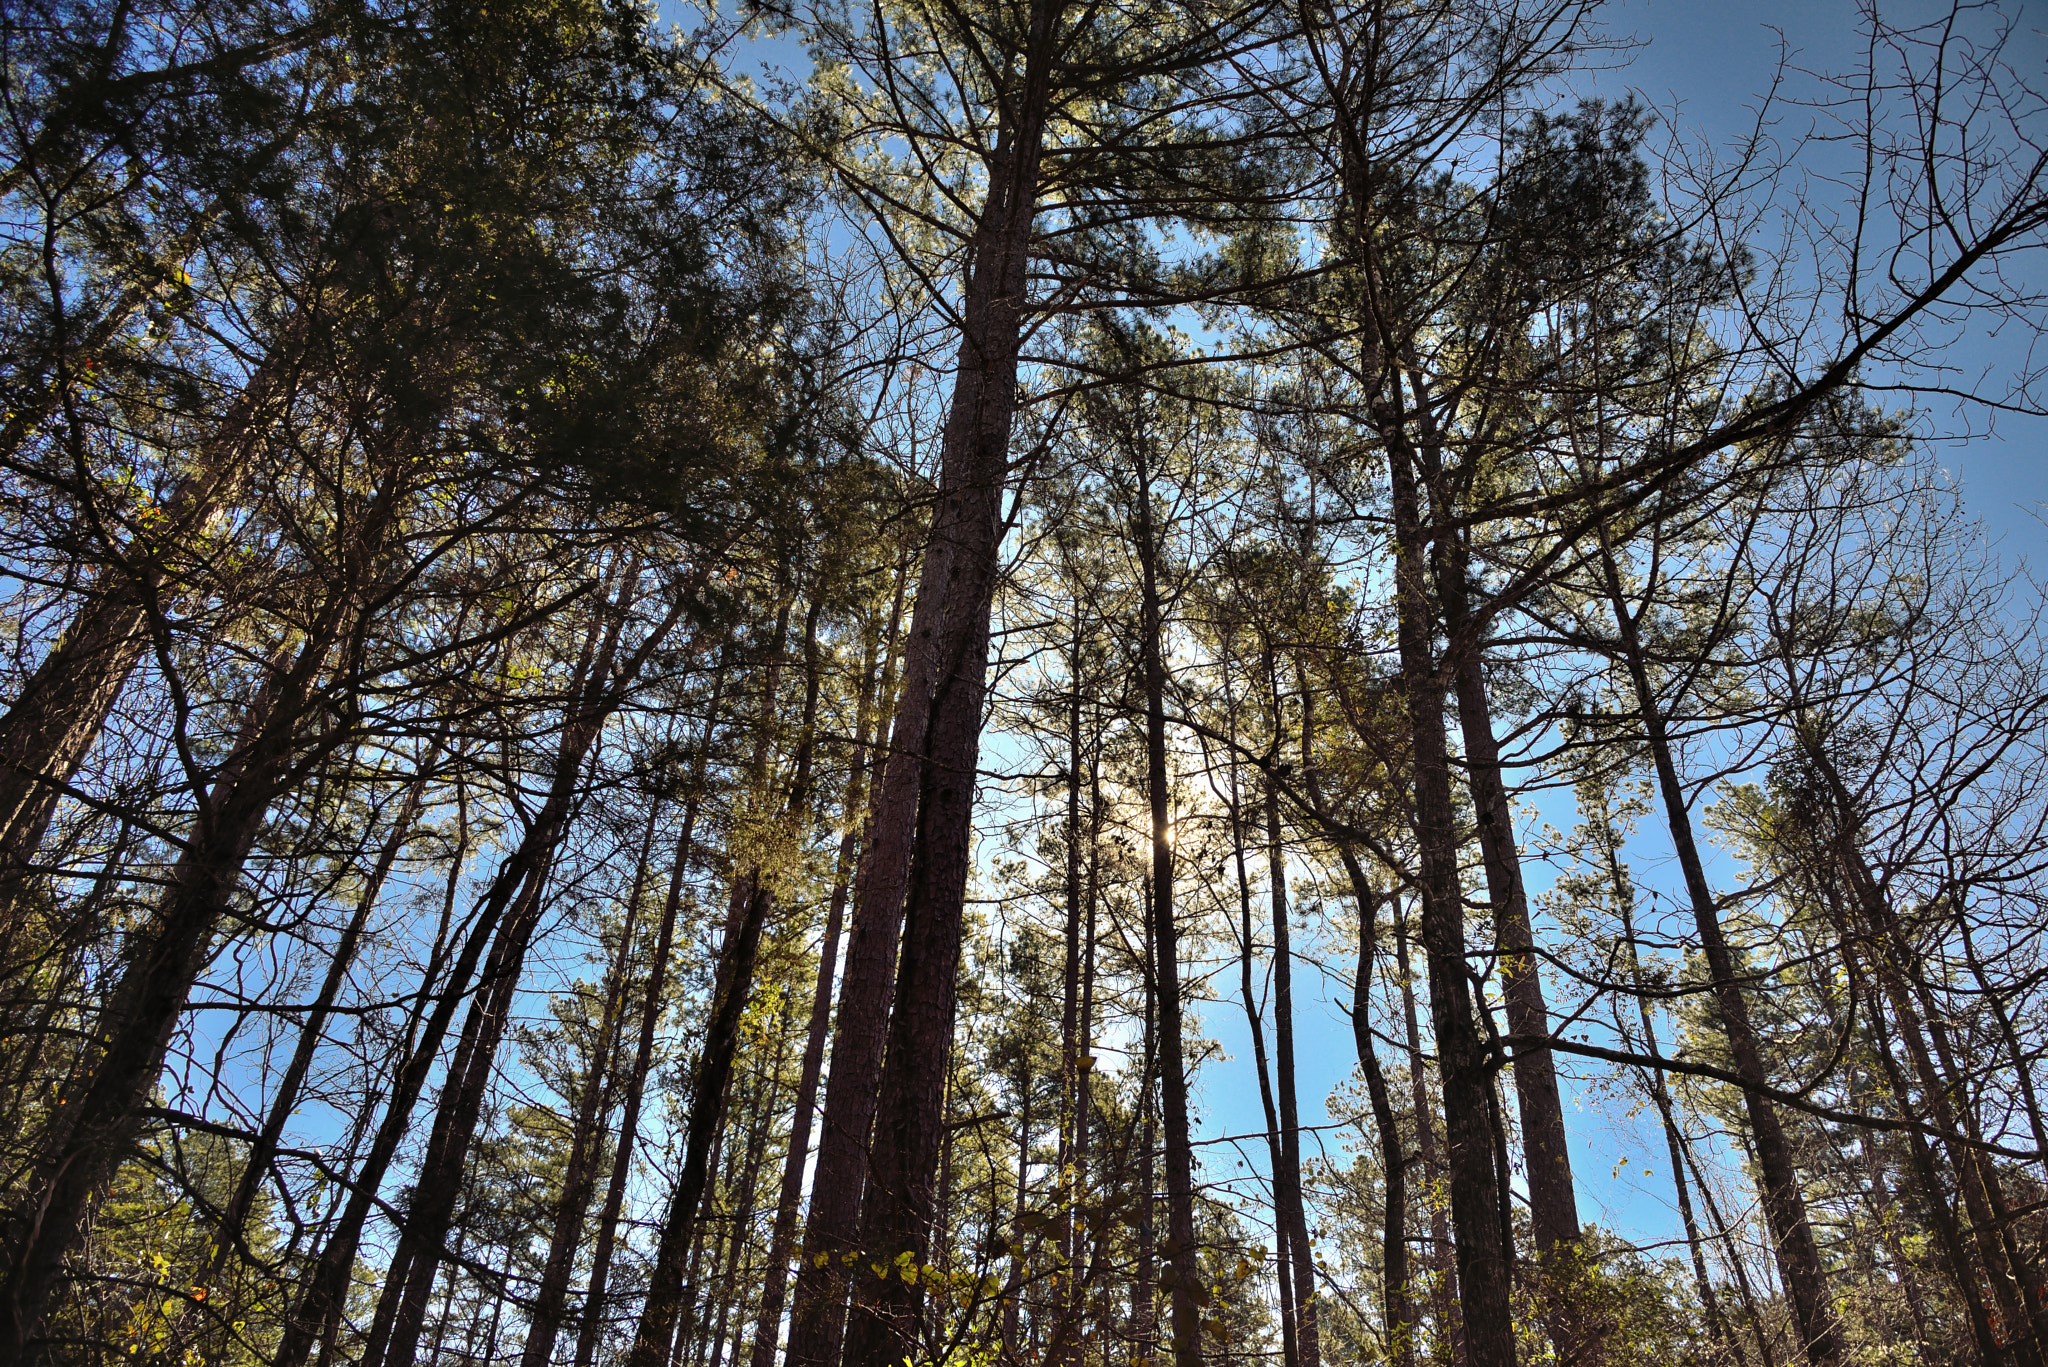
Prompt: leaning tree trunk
<box><xmin>750</xmin><ymin>581</ymin><xmax>900</xmax><ymax>1367</ymax></box>
<box><xmin>359</xmin><ymin>585</ymin><xmax>643</xmax><ymax>1367</ymax></box>
<box><xmin>516</xmin><ymin>813</ymin><xmax>658</xmax><ymax>1367</ymax></box>
<box><xmin>573</xmin><ymin>661</ymin><xmax>728</xmax><ymax>1367</ymax></box>
<box><xmin>0</xmin><ymin>328</ymin><xmax>301</xmax><ymax>931</ymax></box>
<box><xmin>625</xmin><ymin>870</ymin><xmax>776</xmax><ymax>1367</ymax></box>
<box><xmin>1333</xmin><ymin>850</ymin><xmax>1412</xmax><ymax>1367</ymax></box>
<box><xmin>1446</xmin><ymin>645</ymin><xmax>1595</xmax><ymax>1367</ymax></box>
<box><xmin>1594</xmin><ymin>536</ymin><xmax>1842</xmax><ymax>1367</ymax></box>
<box><xmin>0</xmin><ymin>467</ymin><xmax>396</xmax><ymax>1364</ymax></box>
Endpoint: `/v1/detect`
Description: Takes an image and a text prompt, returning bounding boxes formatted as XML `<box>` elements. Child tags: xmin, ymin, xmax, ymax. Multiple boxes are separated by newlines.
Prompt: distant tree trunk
<box><xmin>1607</xmin><ymin>855</ymin><xmax>1745</xmax><ymax>1367</ymax></box>
<box><xmin>1233</xmin><ymin>778</ymin><xmax>1297</xmax><ymax>1367</ymax></box>
<box><xmin>1593</xmin><ymin>536</ymin><xmax>1841</xmax><ymax>1367</ymax></box>
<box><xmin>1138</xmin><ymin>891</ymin><xmax>1159</xmax><ymax>1367</ymax></box>
<box><xmin>1332</xmin><ymin>851</ymin><xmax>1410</xmax><ymax>1367</ymax></box>
<box><xmin>361</xmin><ymin>579</ymin><xmax>654</xmax><ymax>1367</ymax></box>
<box><xmin>519</xmin><ymin>811</ymin><xmax>660</xmax><ymax>1367</ymax></box>
<box><xmin>575</xmin><ymin>659</ymin><xmax>729</xmax><ymax>1367</ymax></box>
<box><xmin>707</xmin><ymin>1049</ymin><xmax>780</xmax><ymax>1367</ymax></box>
<box><xmin>1266</xmin><ymin>766</ymin><xmax>1319</xmax><ymax>1367</ymax></box>
<box><xmin>1054</xmin><ymin>600</ymin><xmax>1087</xmax><ymax>1367</ymax></box>
<box><xmin>626</xmin><ymin>868</ymin><xmax>776</xmax><ymax>1367</ymax></box>
<box><xmin>1129</xmin><ymin>454</ymin><xmax>1203</xmax><ymax>1367</ymax></box>
<box><xmin>278</xmin><ymin>802</ymin><xmax>556</xmax><ymax>1367</ymax></box>
<box><xmin>1395</xmin><ymin>900</ymin><xmax>1462</xmax><ymax>1367</ymax></box>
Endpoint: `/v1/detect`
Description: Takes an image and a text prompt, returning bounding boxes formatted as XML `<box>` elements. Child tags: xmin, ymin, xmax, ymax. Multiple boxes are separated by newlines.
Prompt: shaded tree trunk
<box><xmin>0</xmin><ymin>470</ymin><xmax>399</xmax><ymax>1363</ymax></box>
<box><xmin>750</xmin><ymin>572</ymin><xmax>902</xmax><ymax>1367</ymax></box>
<box><xmin>1384</xmin><ymin>429</ymin><xmax>1516</xmax><ymax>1367</ymax></box>
<box><xmin>830</xmin><ymin>9</ymin><xmax>1060</xmax><ymax>1359</ymax></box>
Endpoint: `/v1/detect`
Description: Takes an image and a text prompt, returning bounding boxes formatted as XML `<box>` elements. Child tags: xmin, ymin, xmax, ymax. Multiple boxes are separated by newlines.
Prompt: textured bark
<box><xmin>626</xmin><ymin>870</ymin><xmax>775</xmax><ymax>1367</ymax></box>
<box><xmin>1130</xmin><ymin>455</ymin><xmax>1203</xmax><ymax>1367</ymax></box>
<box><xmin>1052</xmin><ymin>605</ymin><xmax>1087</xmax><ymax>1367</ymax></box>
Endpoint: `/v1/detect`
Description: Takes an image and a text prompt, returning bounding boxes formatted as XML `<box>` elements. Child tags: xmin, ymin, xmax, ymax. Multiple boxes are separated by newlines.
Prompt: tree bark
<box><xmin>830</xmin><ymin>9</ymin><xmax>1061</xmax><ymax>1361</ymax></box>
<box><xmin>0</xmin><ymin>323</ymin><xmax>301</xmax><ymax>929</ymax></box>
<box><xmin>750</xmin><ymin>573</ymin><xmax>902</xmax><ymax>1367</ymax></box>
<box><xmin>0</xmin><ymin>467</ymin><xmax>395</xmax><ymax>1363</ymax></box>
<box><xmin>1446</xmin><ymin>648</ymin><xmax>1594</xmax><ymax>1365</ymax></box>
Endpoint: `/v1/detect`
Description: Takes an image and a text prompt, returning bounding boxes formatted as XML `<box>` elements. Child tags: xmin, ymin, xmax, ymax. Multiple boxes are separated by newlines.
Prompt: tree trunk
<box><xmin>627</xmin><ymin>869</ymin><xmax>777</xmax><ymax>1367</ymax></box>
<box><xmin>1608</xmin><ymin>854</ymin><xmax>1746</xmax><ymax>1367</ymax></box>
<box><xmin>1396</xmin><ymin>900</ymin><xmax>1462</xmax><ymax>1367</ymax></box>
<box><xmin>1128</xmin><ymin>456</ymin><xmax>1203</xmax><ymax>1367</ymax></box>
<box><xmin>751</xmin><ymin>574</ymin><xmax>902</xmax><ymax>1367</ymax></box>
<box><xmin>1594</xmin><ymin>538</ymin><xmax>1842</xmax><ymax>1367</ymax></box>
<box><xmin>0</xmin><ymin>469</ymin><xmax>395</xmax><ymax>1362</ymax></box>
<box><xmin>518</xmin><ymin>812</ymin><xmax>661</xmax><ymax>1367</ymax></box>
<box><xmin>1334</xmin><ymin>851</ymin><xmax>1411</xmax><ymax>1367</ymax></box>
<box><xmin>831</xmin><ymin>10</ymin><xmax>1060</xmax><ymax>1360</ymax></box>
<box><xmin>0</xmin><ymin>322</ymin><xmax>301</xmax><ymax>930</ymax></box>
<box><xmin>361</xmin><ymin>582</ymin><xmax>648</xmax><ymax>1367</ymax></box>
<box><xmin>1447</xmin><ymin>647</ymin><xmax>1593</xmax><ymax>1366</ymax></box>
<box><xmin>209</xmin><ymin>730</ymin><xmax>445</xmax><ymax>1289</ymax></box>
<box><xmin>1234</xmin><ymin>783</ymin><xmax>1297</xmax><ymax>1367</ymax></box>
<box><xmin>574</xmin><ymin>661</ymin><xmax>728</xmax><ymax>1367</ymax></box>
<box><xmin>1266</xmin><ymin>771</ymin><xmax>1319</xmax><ymax>1367</ymax></box>
<box><xmin>1385</xmin><ymin>431</ymin><xmax>1516</xmax><ymax>1367</ymax></box>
